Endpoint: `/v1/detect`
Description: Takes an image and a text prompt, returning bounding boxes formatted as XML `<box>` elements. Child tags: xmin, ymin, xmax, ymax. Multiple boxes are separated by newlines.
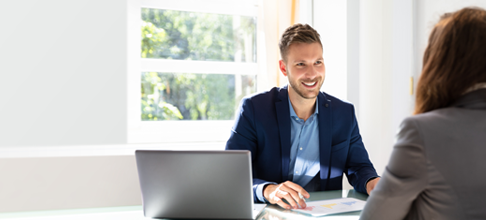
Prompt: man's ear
<box><xmin>279</xmin><ymin>60</ymin><xmax>288</xmax><ymax>77</ymax></box>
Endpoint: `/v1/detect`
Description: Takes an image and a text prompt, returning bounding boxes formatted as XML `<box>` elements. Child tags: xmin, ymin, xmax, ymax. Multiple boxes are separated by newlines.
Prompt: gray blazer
<box><xmin>360</xmin><ymin>89</ymin><xmax>486</xmax><ymax>220</ymax></box>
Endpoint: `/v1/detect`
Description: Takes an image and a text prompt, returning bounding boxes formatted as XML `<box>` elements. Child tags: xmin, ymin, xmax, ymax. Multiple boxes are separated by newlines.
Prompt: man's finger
<box><xmin>270</xmin><ymin>194</ymin><xmax>281</xmax><ymax>204</ymax></box>
<box><xmin>278</xmin><ymin>184</ymin><xmax>306</xmax><ymax>209</ymax></box>
<box><xmin>266</xmin><ymin>184</ymin><xmax>282</xmax><ymax>201</ymax></box>
<box><xmin>292</xmin><ymin>192</ymin><xmax>307</xmax><ymax>209</ymax></box>
<box><xmin>283</xmin><ymin>181</ymin><xmax>310</xmax><ymax>198</ymax></box>
<box><xmin>279</xmin><ymin>190</ymin><xmax>299</xmax><ymax>209</ymax></box>
<box><xmin>297</xmin><ymin>192</ymin><xmax>307</xmax><ymax>208</ymax></box>
<box><xmin>286</xmin><ymin>189</ymin><xmax>307</xmax><ymax>209</ymax></box>
<box><xmin>276</xmin><ymin>198</ymin><xmax>291</xmax><ymax>210</ymax></box>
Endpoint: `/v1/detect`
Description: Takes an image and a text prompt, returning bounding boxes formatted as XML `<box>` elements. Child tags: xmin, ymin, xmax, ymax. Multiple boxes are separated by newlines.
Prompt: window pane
<box><xmin>141</xmin><ymin>8</ymin><xmax>257</xmax><ymax>62</ymax></box>
<box><xmin>141</xmin><ymin>72</ymin><xmax>256</xmax><ymax>121</ymax></box>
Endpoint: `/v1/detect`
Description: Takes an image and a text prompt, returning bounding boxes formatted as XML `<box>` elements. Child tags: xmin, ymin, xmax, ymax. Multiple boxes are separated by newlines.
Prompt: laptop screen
<box><xmin>135</xmin><ymin>150</ymin><xmax>254</xmax><ymax>219</ymax></box>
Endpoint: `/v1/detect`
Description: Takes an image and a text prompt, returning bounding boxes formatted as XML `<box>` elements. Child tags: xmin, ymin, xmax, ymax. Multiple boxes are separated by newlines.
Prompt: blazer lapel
<box><xmin>275</xmin><ymin>87</ymin><xmax>291</xmax><ymax>181</ymax></box>
<box><xmin>318</xmin><ymin>93</ymin><xmax>332</xmax><ymax>190</ymax></box>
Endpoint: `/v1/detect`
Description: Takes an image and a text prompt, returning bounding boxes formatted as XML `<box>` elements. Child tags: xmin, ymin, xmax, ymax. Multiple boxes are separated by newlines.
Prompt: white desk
<box><xmin>0</xmin><ymin>206</ymin><xmax>146</xmax><ymax>220</ymax></box>
<box><xmin>0</xmin><ymin>190</ymin><xmax>365</xmax><ymax>220</ymax></box>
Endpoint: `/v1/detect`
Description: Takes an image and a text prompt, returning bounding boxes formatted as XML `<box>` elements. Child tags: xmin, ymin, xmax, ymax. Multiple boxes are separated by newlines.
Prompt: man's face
<box><xmin>279</xmin><ymin>42</ymin><xmax>325</xmax><ymax>100</ymax></box>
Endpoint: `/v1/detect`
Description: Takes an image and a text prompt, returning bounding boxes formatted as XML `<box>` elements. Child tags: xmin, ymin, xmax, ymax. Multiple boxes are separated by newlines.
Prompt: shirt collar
<box><xmin>288</xmin><ymin>97</ymin><xmax>319</xmax><ymax>119</ymax></box>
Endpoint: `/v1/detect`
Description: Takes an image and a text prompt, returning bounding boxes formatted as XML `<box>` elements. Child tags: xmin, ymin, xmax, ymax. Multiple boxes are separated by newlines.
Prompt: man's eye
<box><xmin>316</xmin><ymin>60</ymin><xmax>323</xmax><ymax>65</ymax></box>
<box><xmin>296</xmin><ymin>63</ymin><xmax>305</xmax><ymax>66</ymax></box>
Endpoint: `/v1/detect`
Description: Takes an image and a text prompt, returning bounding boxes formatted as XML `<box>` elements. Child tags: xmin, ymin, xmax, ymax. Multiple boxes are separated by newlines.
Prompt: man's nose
<box><xmin>306</xmin><ymin>65</ymin><xmax>318</xmax><ymax>78</ymax></box>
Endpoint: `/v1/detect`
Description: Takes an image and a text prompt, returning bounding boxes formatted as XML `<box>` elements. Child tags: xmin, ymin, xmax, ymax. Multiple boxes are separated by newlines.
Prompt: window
<box><xmin>141</xmin><ymin>8</ymin><xmax>257</xmax><ymax>121</ymax></box>
<box><xmin>128</xmin><ymin>0</ymin><xmax>260</xmax><ymax>144</ymax></box>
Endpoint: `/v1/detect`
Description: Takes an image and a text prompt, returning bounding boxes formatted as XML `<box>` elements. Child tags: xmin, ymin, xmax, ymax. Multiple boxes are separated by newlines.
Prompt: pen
<box><xmin>298</xmin><ymin>192</ymin><xmax>306</xmax><ymax>201</ymax></box>
<box><xmin>297</xmin><ymin>192</ymin><xmax>307</xmax><ymax>209</ymax></box>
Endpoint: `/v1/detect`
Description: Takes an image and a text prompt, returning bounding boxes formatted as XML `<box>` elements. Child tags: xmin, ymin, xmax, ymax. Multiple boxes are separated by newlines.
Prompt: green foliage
<box><xmin>141</xmin><ymin>8</ymin><xmax>243</xmax><ymax>61</ymax></box>
<box><xmin>140</xmin><ymin>8</ymin><xmax>257</xmax><ymax>121</ymax></box>
<box><xmin>142</xmin><ymin>72</ymin><xmax>240</xmax><ymax>120</ymax></box>
<box><xmin>141</xmin><ymin>72</ymin><xmax>183</xmax><ymax>120</ymax></box>
<box><xmin>141</xmin><ymin>21</ymin><xmax>167</xmax><ymax>58</ymax></box>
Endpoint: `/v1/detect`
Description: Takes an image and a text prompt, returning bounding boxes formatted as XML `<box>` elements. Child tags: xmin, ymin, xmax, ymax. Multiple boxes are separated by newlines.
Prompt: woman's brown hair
<box><xmin>414</xmin><ymin>7</ymin><xmax>486</xmax><ymax>114</ymax></box>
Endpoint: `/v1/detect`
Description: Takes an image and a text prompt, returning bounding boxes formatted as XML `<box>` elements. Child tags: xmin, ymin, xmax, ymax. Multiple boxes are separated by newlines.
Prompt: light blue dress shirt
<box><xmin>255</xmin><ymin>98</ymin><xmax>321</xmax><ymax>202</ymax></box>
<box><xmin>288</xmin><ymin>97</ymin><xmax>320</xmax><ymax>190</ymax></box>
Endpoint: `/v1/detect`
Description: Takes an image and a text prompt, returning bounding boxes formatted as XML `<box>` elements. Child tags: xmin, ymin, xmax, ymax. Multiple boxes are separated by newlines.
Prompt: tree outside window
<box><xmin>141</xmin><ymin>8</ymin><xmax>257</xmax><ymax>121</ymax></box>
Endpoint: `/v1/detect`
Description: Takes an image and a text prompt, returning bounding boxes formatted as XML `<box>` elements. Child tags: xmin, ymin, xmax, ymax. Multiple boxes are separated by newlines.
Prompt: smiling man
<box><xmin>226</xmin><ymin>24</ymin><xmax>379</xmax><ymax>210</ymax></box>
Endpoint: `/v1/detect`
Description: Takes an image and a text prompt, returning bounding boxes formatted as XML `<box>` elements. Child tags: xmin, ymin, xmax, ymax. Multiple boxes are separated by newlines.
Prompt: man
<box><xmin>225</xmin><ymin>24</ymin><xmax>380</xmax><ymax>210</ymax></box>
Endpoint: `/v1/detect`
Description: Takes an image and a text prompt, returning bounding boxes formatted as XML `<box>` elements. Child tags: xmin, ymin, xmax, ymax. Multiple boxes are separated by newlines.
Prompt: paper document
<box><xmin>292</xmin><ymin>198</ymin><xmax>366</xmax><ymax>216</ymax></box>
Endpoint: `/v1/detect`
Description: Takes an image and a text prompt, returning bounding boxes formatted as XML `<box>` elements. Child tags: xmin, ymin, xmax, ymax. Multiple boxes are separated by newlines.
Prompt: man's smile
<box><xmin>302</xmin><ymin>81</ymin><xmax>317</xmax><ymax>88</ymax></box>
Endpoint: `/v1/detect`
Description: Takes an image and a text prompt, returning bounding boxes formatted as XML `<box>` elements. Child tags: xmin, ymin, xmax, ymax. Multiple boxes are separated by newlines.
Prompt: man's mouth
<box><xmin>302</xmin><ymin>81</ymin><xmax>317</xmax><ymax>87</ymax></box>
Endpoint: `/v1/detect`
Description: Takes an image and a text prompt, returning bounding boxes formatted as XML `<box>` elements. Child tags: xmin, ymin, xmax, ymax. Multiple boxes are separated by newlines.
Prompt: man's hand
<box><xmin>366</xmin><ymin>177</ymin><xmax>381</xmax><ymax>195</ymax></box>
<box><xmin>263</xmin><ymin>181</ymin><xmax>310</xmax><ymax>210</ymax></box>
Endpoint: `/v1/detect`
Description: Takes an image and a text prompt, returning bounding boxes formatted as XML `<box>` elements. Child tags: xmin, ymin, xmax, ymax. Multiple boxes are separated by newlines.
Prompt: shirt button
<box><xmin>295</xmin><ymin>171</ymin><xmax>299</xmax><ymax>174</ymax></box>
<box><xmin>300</xmin><ymin>147</ymin><xmax>303</xmax><ymax>150</ymax></box>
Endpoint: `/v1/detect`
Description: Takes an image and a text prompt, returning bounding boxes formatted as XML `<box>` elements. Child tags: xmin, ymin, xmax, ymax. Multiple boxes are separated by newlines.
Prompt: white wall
<box><xmin>346</xmin><ymin>0</ymin><xmax>360</xmax><ymax>111</ymax></box>
<box><xmin>359</xmin><ymin>0</ymin><xmax>415</xmax><ymax>176</ymax></box>
<box><xmin>0</xmin><ymin>0</ymin><xmax>139</xmax><ymax>213</ymax></box>
<box><xmin>414</xmin><ymin>0</ymin><xmax>486</xmax><ymax>83</ymax></box>
<box><xmin>0</xmin><ymin>156</ymin><xmax>140</xmax><ymax>213</ymax></box>
<box><xmin>0</xmin><ymin>0</ymin><xmax>127</xmax><ymax>147</ymax></box>
<box><xmin>313</xmin><ymin>0</ymin><xmax>348</xmax><ymax>101</ymax></box>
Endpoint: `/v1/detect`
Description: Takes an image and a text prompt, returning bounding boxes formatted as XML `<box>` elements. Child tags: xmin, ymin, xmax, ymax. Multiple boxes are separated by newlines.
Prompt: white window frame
<box><xmin>127</xmin><ymin>0</ymin><xmax>261</xmax><ymax>144</ymax></box>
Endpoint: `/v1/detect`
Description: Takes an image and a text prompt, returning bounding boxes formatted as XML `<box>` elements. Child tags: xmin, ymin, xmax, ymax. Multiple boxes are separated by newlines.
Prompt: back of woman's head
<box><xmin>415</xmin><ymin>7</ymin><xmax>486</xmax><ymax>114</ymax></box>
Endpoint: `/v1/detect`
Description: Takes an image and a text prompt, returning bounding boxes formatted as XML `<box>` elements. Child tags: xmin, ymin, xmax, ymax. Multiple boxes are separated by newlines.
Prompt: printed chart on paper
<box><xmin>292</xmin><ymin>198</ymin><xmax>366</xmax><ymax>216</ymax></box>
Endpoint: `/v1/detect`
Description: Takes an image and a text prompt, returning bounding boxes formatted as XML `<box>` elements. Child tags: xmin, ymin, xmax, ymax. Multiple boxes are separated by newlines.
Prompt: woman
<box><xmin>360</xmin><ymin>7</ymin><xmax>486</xmax><ymax>220</ymax></box>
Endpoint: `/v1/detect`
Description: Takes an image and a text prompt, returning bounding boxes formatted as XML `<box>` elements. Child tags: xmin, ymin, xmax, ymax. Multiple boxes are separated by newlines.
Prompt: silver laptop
<box><xmin>135</xmin><ymin>150</ymin><xmax>266</xmax><ymax>219</ymax></box>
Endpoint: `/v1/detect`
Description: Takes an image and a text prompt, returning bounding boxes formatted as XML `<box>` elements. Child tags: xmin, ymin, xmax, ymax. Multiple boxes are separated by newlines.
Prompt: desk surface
<box><xmin>0</xmin><ymin>190</ymin><xmax>367</xmax><ymax>220</ymax></box>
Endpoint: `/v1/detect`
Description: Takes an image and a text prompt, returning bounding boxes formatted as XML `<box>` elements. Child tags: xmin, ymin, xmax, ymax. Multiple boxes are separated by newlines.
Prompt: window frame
<box><xmin>128</xmin><ymin>0</ymin><xmax>261</xmax><ymax>144</ymax></box>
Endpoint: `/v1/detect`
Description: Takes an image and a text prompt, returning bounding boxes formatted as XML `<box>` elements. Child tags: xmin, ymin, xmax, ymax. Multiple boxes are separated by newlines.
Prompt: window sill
<box><xmin>0</xmin><ymin>142</ymin><xmax>226</xmax><ymax>158</ymax></box>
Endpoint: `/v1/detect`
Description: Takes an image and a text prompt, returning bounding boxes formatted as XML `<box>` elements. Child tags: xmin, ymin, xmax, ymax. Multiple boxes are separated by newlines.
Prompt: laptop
<box><xmin>135</xmin><ymin>150</ymin><xmax>266</xmax><ymax>219</ymax></box>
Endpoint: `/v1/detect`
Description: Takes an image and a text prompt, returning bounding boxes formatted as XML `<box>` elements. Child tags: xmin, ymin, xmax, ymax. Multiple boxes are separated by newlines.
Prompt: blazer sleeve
<box><xmin>360</xmin><ymin>117</ymin><xmax>428</xmax><ymax>220</ymax></box>
<box><xmin>342</xmin><ymin>106</ymin><xmax>378</xmax><ymax>194</ymax></box>
<box><xmin>225</xmin><ymin>97</ymin><xmax>271</xmax><ymax>202</ymax></box>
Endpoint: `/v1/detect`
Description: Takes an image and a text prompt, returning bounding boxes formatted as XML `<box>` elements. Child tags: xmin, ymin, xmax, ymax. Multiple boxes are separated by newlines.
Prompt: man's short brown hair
<box><xmin>279</xmin><ymin>23</ymin><xmax>322</xmax><ymax>62</ymax></box>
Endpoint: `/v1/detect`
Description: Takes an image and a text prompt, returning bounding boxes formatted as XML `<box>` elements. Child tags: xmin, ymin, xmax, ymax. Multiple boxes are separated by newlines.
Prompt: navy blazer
<box><xmin>226</xmin><ymin>86</ymin><xmax>378</xmax><ymax>202</ymax></box>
